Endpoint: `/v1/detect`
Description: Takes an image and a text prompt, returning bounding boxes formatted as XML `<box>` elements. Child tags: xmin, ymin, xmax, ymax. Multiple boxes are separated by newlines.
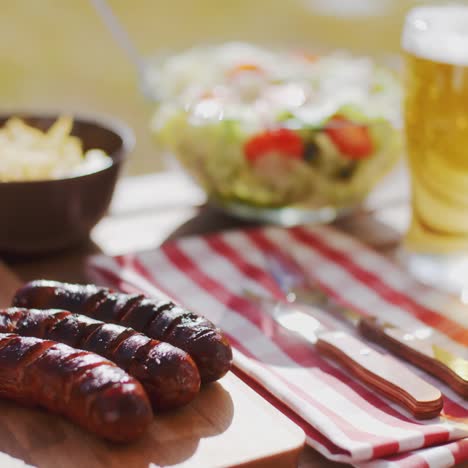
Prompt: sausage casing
<box><xmin>0</xmin><ymin>333</ymin><xmax>152</xmax><ymax>442</ymax></box>
<box><xmin>13</xmin><ymin>280</ymin><xmax>233</xmax><ymax>383</ymax></box>
<box><xmin>0</xmin><ymin>308</ymin><xmax>200</xmax><ymax>410</ymax></box>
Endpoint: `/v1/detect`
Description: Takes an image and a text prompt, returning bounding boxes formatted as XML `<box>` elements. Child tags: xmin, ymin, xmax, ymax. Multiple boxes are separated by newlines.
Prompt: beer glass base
<box><xmin>398</xmin><ymin>248</ymin><xmax>468</xmax><ymax>296</ymax></box>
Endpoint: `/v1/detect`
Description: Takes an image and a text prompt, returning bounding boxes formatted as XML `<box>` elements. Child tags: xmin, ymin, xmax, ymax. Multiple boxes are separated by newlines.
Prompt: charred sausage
<box><xmin>13</xmin><ymin>280</ymin><xmax>233</xmax><ymax>383</ymax></box>
<box><xmin>0</xmin><ymin>333</ymin><xmax>152</xmax><ymax>442</ymax></box>
<box><xmin>0</xmin><ymin>308</ymin><xmax>201</xmax><ymax>410</ymax></box>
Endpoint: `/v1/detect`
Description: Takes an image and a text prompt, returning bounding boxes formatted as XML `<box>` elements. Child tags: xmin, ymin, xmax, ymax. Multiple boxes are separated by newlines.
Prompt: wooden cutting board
<box><xmin>0</xmin><ymin>261</ymin><xmax>305</xmax><ymax>468</ymax></box>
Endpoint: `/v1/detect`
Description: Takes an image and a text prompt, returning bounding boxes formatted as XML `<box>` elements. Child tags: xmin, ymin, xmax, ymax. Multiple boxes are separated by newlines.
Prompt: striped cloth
<box><xmin>88</xmin><ymin>225</ymin><xmax>468</xmax><ymax>467</ymax></box>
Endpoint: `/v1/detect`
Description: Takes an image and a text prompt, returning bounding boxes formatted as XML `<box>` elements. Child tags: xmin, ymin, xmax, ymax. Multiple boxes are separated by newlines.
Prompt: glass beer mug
<box><xmin>401</xmin><ymin>4</ymin><xmax>468</xmax><ymax>293</ymax></box>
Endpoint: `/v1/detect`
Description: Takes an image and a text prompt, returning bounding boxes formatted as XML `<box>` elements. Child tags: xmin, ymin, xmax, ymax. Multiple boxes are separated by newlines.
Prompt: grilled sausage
<box><xmin>13</xmin><ymin>280</ymin><xmax>233</xmax><ymax>383</ymax></box>
<box><xmin>0</xmin><ymin>333</ymin><xmax>152</xmax><ymax>442</ymax></box>
<box><xmin>0</xmin><ymin>308</ymin><xmax>201</xmax><ymax>410</ymax></box>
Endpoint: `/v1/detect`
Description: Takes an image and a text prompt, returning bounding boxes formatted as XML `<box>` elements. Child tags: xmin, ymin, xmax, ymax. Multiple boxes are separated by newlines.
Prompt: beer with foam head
<box><xmin>402</xmin><ymin>5</ymin><xmax>468</xmax><ymax>253</ymax></box>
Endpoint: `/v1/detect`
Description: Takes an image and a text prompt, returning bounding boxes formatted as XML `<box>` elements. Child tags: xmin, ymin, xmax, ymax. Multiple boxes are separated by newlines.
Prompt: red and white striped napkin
<box><xmin>88</xmin><ymin>225</ymin><xmax>468</xmax><ymax>467</ymax></box>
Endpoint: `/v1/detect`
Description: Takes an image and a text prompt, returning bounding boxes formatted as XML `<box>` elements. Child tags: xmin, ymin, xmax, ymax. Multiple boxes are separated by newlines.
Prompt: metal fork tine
<box><xmin>264</xmin><ymin>251</ymin><xmax>306</xmax><ymax>290</ymax></box>
<box><xmin>263</xmin><ymin>250</ymin><xmax>364</xmax><ymax>324</ymax></box>
<box><xmin>262</xmin><ymin>251</ymin><xmax>468</xmax><ymax>399</ymax></box>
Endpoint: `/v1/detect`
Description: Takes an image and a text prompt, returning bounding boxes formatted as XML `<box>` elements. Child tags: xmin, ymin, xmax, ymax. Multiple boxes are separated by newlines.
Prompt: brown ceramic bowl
<box><xmin>0</xmin><ymin>114</ymin><xmax>134</xmax><ymax>255</ymax></box>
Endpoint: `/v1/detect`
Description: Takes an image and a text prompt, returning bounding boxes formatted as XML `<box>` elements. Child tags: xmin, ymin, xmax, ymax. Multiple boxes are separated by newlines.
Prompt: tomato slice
<box><xmin>325</xmin><ymin>115</ymin><xmax>374</xmax><ymax>159</ymax></box>
<box><xmin>244</xmin><ymin>128</ymin><xmax>304</xmax><ymax>163</ymax></box>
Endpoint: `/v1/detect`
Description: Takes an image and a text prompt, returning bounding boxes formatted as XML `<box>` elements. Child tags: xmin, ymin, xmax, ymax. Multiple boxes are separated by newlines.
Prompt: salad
<box><xmin>150</xmin><ymin>43</ymin><xmax>402</xmax><ymax>211</ymax></box>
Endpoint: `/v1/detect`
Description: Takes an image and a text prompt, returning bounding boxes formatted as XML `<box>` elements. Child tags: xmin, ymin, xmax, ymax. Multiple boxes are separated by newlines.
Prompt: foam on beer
<box><xmin>402</xmin><ymin>5</ymin><xmax>468</xmax><ymax>66</ymax></box>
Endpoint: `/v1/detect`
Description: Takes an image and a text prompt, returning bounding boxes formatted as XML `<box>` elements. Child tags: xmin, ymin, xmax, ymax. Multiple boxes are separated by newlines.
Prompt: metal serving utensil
<box><xmin>243</xmin><ymin>286</ymin><xmax>442</xmax><ymax>419</ymax></box>
<box><xmin>263</xmin><ymin>250</ymin><xmax>468</xmax><ymax>398</ymax></box>
<box><xmin>90</xmin><ymin>0</ymin><xmax>158</xmax><ymax>102</ymax></box>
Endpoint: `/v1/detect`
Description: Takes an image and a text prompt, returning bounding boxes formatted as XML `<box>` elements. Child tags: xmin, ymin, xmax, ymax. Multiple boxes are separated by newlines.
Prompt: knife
<box><xmin>246</xmin><ymin>292</ymin><xmax>443</xmax><ymax>419</ymax></box>
<box><xmin>264</xmin><ymin>251</ymin><xmax>468</xmax><ymax>399</ymax></box>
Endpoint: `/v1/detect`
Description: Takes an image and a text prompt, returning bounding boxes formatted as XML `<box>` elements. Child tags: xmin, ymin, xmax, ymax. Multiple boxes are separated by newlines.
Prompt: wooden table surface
<box><xmin>4</xmin><ymin>164</ymin><xmax>411</xmax><ymax>468</ymax></box>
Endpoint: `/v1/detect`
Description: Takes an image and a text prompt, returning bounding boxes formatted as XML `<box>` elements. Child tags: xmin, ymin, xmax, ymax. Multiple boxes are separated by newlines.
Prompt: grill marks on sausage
<box><xmin>0</xmin><ymin>335</ymin><xmax>56</xmax><ymax>401</ymax></box>
<box><xmin>0</xmin><ymin>333</ymin><xmax>152</xmax><ymax>442</ymax></box>
<box><xmin>114</xmin><ymin>294</ymin><xmax>144</xmax><ymax>322</ymax></box>
<box><xmin>48</xmin><ymin>314</ymin><xmax>103</xmax><ymax>349</ymax></box>
<box><xmin>0</xmin><ymin>308</ymin><xmax>201</xmax><ymax>410</ymax></box>
<box><xmin>112</xmin><ymin>333</ymin><xmax>152</xmax><ymax>370</ymax></box>
<box><xmin>82</xmin><ymin>323</ymin><xmax>134</xmax><ymax>357</ymax></box>
<box><xmin>13</xmin><ymin>280</ymin><xmax>233</xmax><ymax>383</ymax></box>
<box><xmin>7</xmin><ymin>308</ymin><xmax>143</xmax><ymax>363</ymax></box>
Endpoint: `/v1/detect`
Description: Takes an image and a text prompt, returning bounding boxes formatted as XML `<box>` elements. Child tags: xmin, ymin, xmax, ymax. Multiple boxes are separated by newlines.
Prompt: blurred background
<box><xmin>0</xmin><ymin>0</ymin><xmax>438</xmax><ymax>175</ymax></box>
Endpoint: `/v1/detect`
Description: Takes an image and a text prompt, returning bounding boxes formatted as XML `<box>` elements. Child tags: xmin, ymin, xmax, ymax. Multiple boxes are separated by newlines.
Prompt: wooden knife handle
<box><xmin>359</xmin><ymin>316</ymin><xmax>468</xmax><ymax>398</ymax></box>
<box><xmin>316</xmin><ymin>331</ymin><xmax>443</xmax><ymax>419</ymax></box>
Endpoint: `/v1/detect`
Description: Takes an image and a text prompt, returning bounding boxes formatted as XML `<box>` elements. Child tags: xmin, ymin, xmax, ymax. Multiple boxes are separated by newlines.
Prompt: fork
<box><xmin>262</xmin><ymin>250</ymin><xmax>468</xmax><ymax>398</ymax></box>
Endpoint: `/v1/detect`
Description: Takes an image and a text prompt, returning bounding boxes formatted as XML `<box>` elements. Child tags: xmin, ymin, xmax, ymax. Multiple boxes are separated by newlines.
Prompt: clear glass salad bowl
<box><xmin>148</xmin><ymin>43</ymin><xmax>403</xmax><ymax>225</ymax></box>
